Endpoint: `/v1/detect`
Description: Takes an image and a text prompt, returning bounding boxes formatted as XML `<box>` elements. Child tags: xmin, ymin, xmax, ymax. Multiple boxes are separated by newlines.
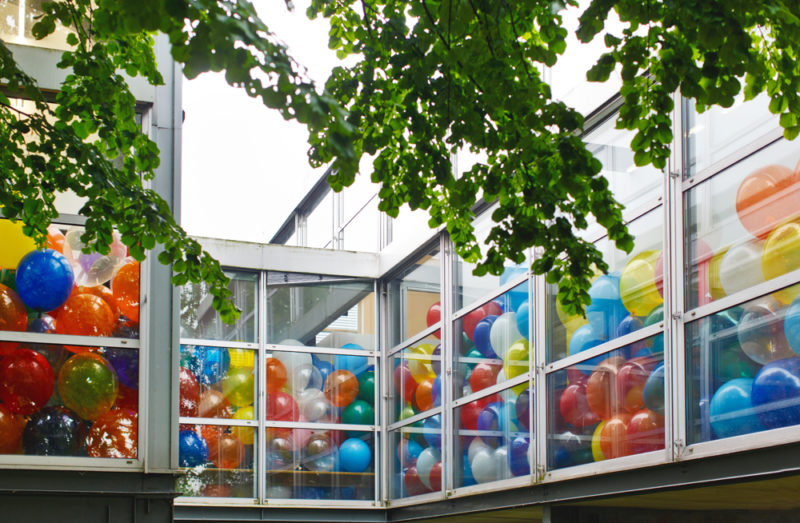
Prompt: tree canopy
<box><xmin>1</xmin><ymin>0</ymin><xmax>799</xmax><ymax>319</ymax></box>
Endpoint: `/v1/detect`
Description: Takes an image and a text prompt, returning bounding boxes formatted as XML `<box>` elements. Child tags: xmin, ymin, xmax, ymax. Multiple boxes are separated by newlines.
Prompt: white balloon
<box><xmin>467</xmin><ymin>437</ymin><xmax>490</xmax><ymax>463</ymax></box>
<box><xmin>470</xmin><ymin>447</ymin><xmax>498</xmax><ymax>483</ymax></box>
<box><xmin>274</xmin><ymin>351</ymin><xmax>313</xmax><ymax>391</ymax></box>
<box><xmin>489</xmin><ymin>312</ymin><xmax>523</xmax><ymax>359</ymax></box>
<box><xmin>297</xmin><ymin>388</ymin><xmax>332</xmax><ymax>422</ymax></box>
<box><xmin>719</xmin><ymin>240</ymin><xmax>765</xmax><ymax>296</ymax></box>
<box><xmin>493</xmin><ymin>445</ymin><xmax>512</xmax><ymax>480</ymax></box>
<box><xmin>416</xmin><ymin>447</ymin><xmax>441</xmax><ymax>490</ymax></box>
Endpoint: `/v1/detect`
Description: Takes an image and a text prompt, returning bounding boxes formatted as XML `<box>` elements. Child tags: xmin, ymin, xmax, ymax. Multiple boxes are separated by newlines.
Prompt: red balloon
<box><xmin>403</xmin><ymin>466</ymin><xmax>430</xmax><ymax>496</ymax></box>
<box><xmin>324</xmin><ymin>370</ymin><xmax>359</xmax><ymax>407</ymax></box>
<box><xmin>0</xmin><ymin>284</ymin><xmax>27</xmax><ymax>356</ymax></box>
<box><xmin>266</xmin><ymin>391</ymin><xmax>300</xmax><ymax>422</ymax></box>
<box><xmin>627</xmin><ymin>409</ymin><xmax>665</xmax><ymax>454</ymax></box>
<box><xmin>463</xmin><ymin>308</ymin><xmax>487</xmax><ymax>342</ymax></box>
<box><xmin>0</xmin><ymin>348</ymin><xmax>54</xmax><ymax>414</ymax></box>
<box><xmin>428</xmin><ymin>460</ymin><xmax>443</xmax><ymax>491</ymax></box>
<box><xmin>482</xmin><ymin>301</ymin><xmax>503</xmax><ymax>317</ymax></box>
<box><xmin>616</xmin><ymin>356</ymin><xmax>658</xmax><ymax>414</ymax></box>
<box><xmin>559</xmin><ymin>378</ymin><xmax>600</xmax><ymax>428</ymax></box>
<box><xmin>469</xmin><ymin>363</ymin><xmax>498</xmax><ymax>393</ymax></box>
<box><xmin>0</xmin><ymin>403</ymin><xmax>24</xmax><ymax>453</ymax></box>
<box><xmin>212</xmin><ymin>433</ymin><xmax>244</xmax><ymax>469</ymax></box>
<box><xmin>586</xmin><ymin>356</ymin><xmax>625</xmax><ymax>420</ymax></box>
<box><xmin>460</xmin><ymin>400</ymin><xmax>483</xmax><ymax>430</ymax></box>
<box><xmin>112</xmin><ymin>261</ymin><xmax>139</xmax><ymax>323</ymax></box>
<box><xmin>198</xmin><ymin>388</ymin><xmax>232</xmax><ymax>419</ymax></box>
<box><xmin>736</xmin><ymin>164</ymin><xmax>800</xmax><ymax>239</ymax></box>
<box><xmin>427</xmin><ymin>302</ymin><xmax>441</xmax><ymax>339</ymax></box>
<box><xmin>116</xmin><ymin>383</ymin><xmax>139</xmax><ymax>411</ymax></box>
<box><xmin>599</xmin><ymin>413</ymin><xmax>631</xmax><ymax>459</ymax></box>
<box><xmin>394</xmin><ymin>364</ymin><xmax>418</xmax><ymax>403</ymax></box>
<box><xmin>55</xmin><ymin>293</ymin><xmax>116</xmax><ymax>342</ymax></box>
<box><xmin>265</xmin><ymin>357</ymin><xmax>287</xmax><ymax>393</ymax></box>
<box><xmin>414</xmin><ymin>378</ymin><xmax>435</xmax><ymax>412</ymax></box>
<box><xmin>179</xmin><ymin>367</ymin><xmax>200</xmax><ymax>417</ymax></box>
<box><xmin>87</xmin><ymin>409</ymin><xmax>137</xmax><ymax>458</ymax></box>
<box><xmin>478</xmin><ymin>393</ymin><xmax>501</xmax><ymax>408</ymax></box>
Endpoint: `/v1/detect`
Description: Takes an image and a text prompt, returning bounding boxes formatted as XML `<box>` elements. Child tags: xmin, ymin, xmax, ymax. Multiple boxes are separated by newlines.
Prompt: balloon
<box><xmin>642</xmin><ymin>362</ymin><xmax>665</xmax><ymax>415</ymax></box>
<box><xmin>737</xmin><ymin>298</ymin><xmax>793</xmax><ymax>364</ymax></box>
<box><xmin>515</xmin><ymin>388</ymin><xmax>531</xmax><ymax>430</ymax></box>
<box><xmin>342</xmin><ymin>399</ymin><xmax>374</xmax><ymax>426</ymax></box>
<box><xmin>394</xmin><ymin>363</ymin><xmax>418</xmax><ymax>403</ymax></box>
<box><xmin>560</xmin><ymin>378</ymin><xmax>600</xmax><ymax>428</ymax></box>
<box><xmin>476</xmin><ymin>401</ymin><xmax>507</xmax><ymax>448</ymax></box>
<box><xmin>616</xmin><ymin>315</ymin><xmax>643</xmax><ymax>337</ymax></box>
<box><xmin>416</xmin><ymin>447</ymin><xmax>440</xmax><ymax>489</ymax></box>
<box><xmin>87</xmin><ymin>409</ymin><xmax>137</xmax><ymax>458</ymax></box>
<box><xmin>463</xmin><ymin>307</ymin><xmax>487</xmax><ymax>341</ymax></box>
<box><xmin>499</xmin><ymin>267</ymin><xmax>528</xmax><ymax>310</ymax></box>
<box><xmin>617</xmin><ymin>356</ymin><xmax>658</xmax><ymax>414</ymax></box>
<box><xmin>339</xmin><ymin>438</ymin><xmax>372</xmax><ymax>472</ymax></box>
<box><xmin>198</xmin><ymin>389</ymin><xmax>233</xmax><ymax>419</ymax></box>
<box><xmin>101</xmin><ymin>347</ymin><xmax>139</xmax><ymax>389</ymax></box>
<box><xmin>591</xmin><ymin>421</ymin><xmax>606</xmax><ymax>461</ymax></box>
<box><xmin>0</xmin><ymin>348</ymin><xmax>54</xmax><ymax>414</ymax></box>
<box><xmin>626</xmin><ymin>409</ymin><xmax>664</xmax><ymax>454</ymax></box>
<box><xmin>709</xmin><ymin>378</ymin><xmax>765</xmax><ymax>438</ymax></box>
<box><xmin>762</xmin><ymin>218</ymin><xmax>800</xmax><ymax>304</ymax></box>
<box><xmin>55</xmin><ymin>293</ymin><xmax>116</xmax><ymax>339</ymax></box>
<box><xmin>265</xmin><ymin>357</ymin><xmax>287</xmax><ymax>393</ymax></box>
<box><xmin>568</xmin><ymin>324</ymin><xmax>605</xmax><ymax>374</ymax></box>
<box><xmin>423</xmin><ymin>414</ymin><xmax>442</xmax><ymax>448</ymax></box>
<box><xmin>402</xmin><ymin>466</ymin><xmax>429</xmax><ymax>496</ymax></box>
<box><xmin>186</xmin><ymin>346</ymin><xmax>231</xmax><ymax>386</ymax></box>
<box><xmin>335</xmin><ymin>343</ymin><xmax>369</xmax><ymax>376</ymax></box>
<box><xmin>229</xmin><ymin>348</ymin><xmax>254</xmax><ymax>370</ymax></box>
<box><xmin>461</xmin><ymin>453</ymin><xmax>477</xmax><ymax>487</ymax></box>
<box><xmin>428</xmin><ymin>461</ymin><xmax>443</xmax><ymax>491</ymax></box>
<box><xmin>509</xmin><ymin>436</ymin><xmax>530</xmax><ymax>476</ymax></box>
<box><xmin>431</xmin><ymin>375</ymin><xmax>442</xmax><ymax>407</ymax></box>
<box><xmin>323</xmin><ymin>369</ymin><xmax>359</xmax><ymax>407</ymax></box>
<box><xmin>112</xmin><ymin>260</ymin><xmax>139</xmax><ymax>322</ymax></box>
<box><xmin>298</xmin><ymin>388</ymin><xmax>334</xmax><ymax>422</ymax></box>
<box><xmin>221</xmin><ymin>367</ymin><xmax>254</xmax><ymax>407</ymax></box>
<box><xmin>397</xmin><ymin>438</ymin><xmax>423</xmax><ymax>467</ymax></box>
<box><xmin>357</xmin><ymin>371</ymin><xmax>375</xmax><ymax>403</ymax></box>
<box><xmin>58</xmin><ymin>352</ymin><xmax>118</xmax><ymax>420</ymax></box>
<box><xmin>708</xmin><ymin>247</ymin><xmax>729</xmax><ymax>301</ymax></box>
<box><xmin>735</xmin><ymin>164</ymin><xmax>800</xmax><ymax>239</ymax></box>
<box><xmin>0</xmin><ymin>220</ymin><xmax>37</xmax><ymax>268</ymax></box>
<box><xmin>0</xmin><ymin>283</ymin><xmax>28</xmax><ymax>355</ymax></box>
<box><xmin>179</xmin><ymin>367</ymin><xmax>200</xmax><ymax>418</ymax></box>
<box><xmin>586</xmin><ymin>274</ymin><xmax>628</xmax><ymax>340</ymax></box>
<box><xmin>274</xmin><ymin>351</ymin><xmax>313</xmax><ymax>392</ymax></box>
<box><xmin>515</xmin><ymin>301</ymin><xmax>531</xmax><ymax>340</ymax></box>
<box><xmin>620</xmin><ymin>251</ymin><xmax>663</xmax><ymax>317</ymax></box>
<box><xmin>643</xmin><ymin>305</ymin><xmax>665</xmax><ymax>354</ymax></box>
<box><xmin>46</xmin><ymin>225</ymin><xmax>65</xmax><ymax>253</ymax></box>
<box><xmin>0</xmin><ymin>403</ymin><xmax>24</xmax><ymax>453</ymax></box>
<box><xmin>586</xmin><ymin>356</ymin><xmax>625</xmax><ymax>420</ymax></box>
<box><xmin>751</xmin><ymin>357</ymin><xmax>800</xmax><ymax>429</ymax></box>
<box><xmin>719</xmin><ymin>240</ymin><xmax>765</xmax><ymax>297</ymax></box>
<box><xmin>470</xmin><ymin>445</ymin><xmax>497</xmax><ymax>483</ymax></box>
<box><xmin>469</xmin><ymin>363</ymin><xmax>499</xmax><ymax>393</ymax></box>
<box><xmin>460</xmin><ymin>400</ymin><xmax>483</xmax><ymax>430</ymax></box>
<box><xmin>211</xmin><ymin>433</ymin><xmax>244</xmax><ymax>469</ymax></box>
<box><xmin>489</xmin><ymin>312</ymin><xmax>523</xmax><ymax>359</ymax></box>
<box><xmin>599</xmin><ymin>413</ymin><xmax>631</xmax><ymax>459</ymax></box>
<box><xmin>414</xmin><ymin>378</ymin><xmax>435</xmax><ymax>412</ymax></box>
<box><xmin>431</xmin><ymin>344</ymin><xmax>442</xmax><ymax>375</ymax></box>
<box><xmin>179</xmin><ymin>429</ymin><xmax>209</xmax><ymax>467</ymax></box>
<box><xmin>407</xmin><ymin>343</ymin><xmax>436</xmax><ymax>383</ymax></box>
<box><xmin>23</xmin><ymin>406</ymin><xmax>86</xmax><ymax>456</ymax></box>
<box><xmin>116</xmin><ymin>383</ymin><xmax>138</xmax><ymax>412</ymax></box>
<box><xmin>473</xmin><ymin>315</ymin><xmax>499</xmax><ymax>358</ymax></box>
<box><xmin>313</xmin><ymin>358</ymin><xmax>334</xmax><ymax>390</ymax></box>
<box><xmin>426</xmin><ymin>301</ymin><xmax>441</xmax><ymax>334</ymax></box>
<box><xmin>503</xmin><ymin>339</ymin><xmax>530</xmax><ymax>393</ymax></box>
<box><xmin>556</xmin><ymin>295</ymin><xmax>589</xmax><ymax>336</ymax></box>
<box><xmin>678</xmin><ymin>239</ymin><xmax>715</xmax><ymax>306</ymax></box>
<box><xmin>787</xmin><ymin>296</ymin><xmax>800</xmax><ymax>355</ymax></box>
<box><xmin>231</xmin><ymin>407</ymin><xmax>255</xmax><ymax>445</ymax></box>
<box><xmin>467</xmin><ymin>437</ymin><xmax>490</xmax><ymax>463</ymax></box>
<box><xmin>266</xmin><ymin>391</ymin><xmax>300</xmax><ymax>422</ymax></box>
<box><xmin>14</xmin><ymin>249</ymin><xmax>74</xmax><ymax>312</ymax></box>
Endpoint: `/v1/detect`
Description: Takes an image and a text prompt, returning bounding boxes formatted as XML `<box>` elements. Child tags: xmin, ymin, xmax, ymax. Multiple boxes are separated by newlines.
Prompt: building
<box><xmin>2</xmin><ymin>5</ymin><xmax>800</xmax><ymax>523</ymax></box>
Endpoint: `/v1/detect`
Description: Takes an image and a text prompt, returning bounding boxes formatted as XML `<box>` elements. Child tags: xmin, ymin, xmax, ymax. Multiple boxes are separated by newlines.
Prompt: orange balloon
<box><xmin>46</xmin><ymin>225</ymin><xmax>65</xmax><ymax>253</ymax></box>
<box><xmin>265</xmin><ymin>357</ymin><xmax>287</xmax><ymax>393</ymax></box>
<box><xmin>586</xmin><ymin>356</ymin><xmax>625</xmax><ymax>420</ymax></box>
<box><xmin>112</xmin><ymin>261</ymin><xmax>139</xmax><ymax>323</ymax></box>
<box><xmin>736</xmin><ymin>164</ymin><xmax>800</xmax><ymax>239</ymax></box>
<box><xmin>78</xmin><ymin>285</ymin><xmax>120</xmax><ymax>321</ymax></box>
<box><xmin>0</xmin><ymin>403</ymin><xmax>24</xmax><ymax>453</ymax></box>
<box><xmin>201</xmin><ymin>424</ymin><xmax>226</xmax><ymax>460</ymax></box>
<box><xmin>0</xmin><ymin>283</ymin><xmax>27</xmax><ymax>356</ymax></box>
<box><xmin>599</xmin><ymin>413</ymin><xmax>631</xmax><ymax>459</ymax></box>
<box><xmin>87</xmin><ymin>409</ymin><xmax>137</xmax><ymax>458</ymax></box>
<box><xmin>212</xmin><ymin>433</ymin><xmax>244</xmax><ymax>469</ymax></box>
<box><xmin>323</xmin><ymin>370</ymin><xmax>359</xmax><ymax>407</ymax></box>
<box><xmin>414</xmin><ymin>378</ymin><xmax>435</xmax><ymax>412</ymax></box>
<box><xmin>198</xmin><ymin>388</ymin><xmax>233</xmax><ymax>418</ymax></box>
<box><xmin>55</xmin><ymin>293</ymin><xmax>115</xmax><ymax>340</ymax></box>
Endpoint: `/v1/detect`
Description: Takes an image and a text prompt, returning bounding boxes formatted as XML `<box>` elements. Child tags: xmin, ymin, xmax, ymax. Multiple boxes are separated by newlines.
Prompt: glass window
<box><xmin>390</xmin><ymin>416</ymin><xmax>442</xmax><ymax>499</ymax></box>
<box><xmin>454</xmin><ymin>385</ymin><xmax>531</xmax><ymax>488</ymax></box>
<box><xmin>180</xmin><ymin>270</ymin><xmax>258</xmax><ymax>343</ymax></box>
<box><xmin>0</xmin><ymin>342</ymin><xmax>138</xmax><ymax>458</ymax></box>
<box><xmin>547</xmin><ymin>337</ymin><xmax>665</xmax><ymax>470</ymax></box>
<box><xmin>685</xmin><ymin>93</ymin><xmax>777</xmax><ymax>177</ymax></box>
<box><xmin>341</xmin><ymin>195</ymin><xmax>379</xmax><ymax>252</ymax></box>
<box><xmin>683</xmin><ymin>139</ymin><xmax>800</xmax><ymax>311</ymax></box>
<box><xmin>454</xmin><ymin>283</ymin><xmax>530</xmax><ymax>399</ymax></box>
<box><xmin>266</xmin><ymin>273</ymin><xmax>374</xmax><ymax>350</ymax></box>
<box><xmin>387</xmin><ymin>247</ymin><xmax>441</xmax><ymax>347</ymax></box>
<box><xmin>686</xmin><ymin>287</ymin><xmax>800</xmax><ymax>445</ymax></box>
<box><xmin>547</xmin><ymin>209</ymin><xmax>663</xmax><ymax>362</ymax></box>
<box><xmin>390</xmin><ymin>332</ymin><xmax>441</xmax><ymax>424</ymax></box>
<box><xmin>0</xmin><ymin>0</ymin><xmax>73</xmax><ymax>50</ymax></box>
<box><xmin>306</xmin><ymin>192</ymin><xmax>334</xmax><ymax>249</ymax></box>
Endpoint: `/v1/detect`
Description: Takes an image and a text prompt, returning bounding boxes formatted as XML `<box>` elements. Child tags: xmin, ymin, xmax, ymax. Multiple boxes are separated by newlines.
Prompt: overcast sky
<box><xmin>180</xmin><ymin>1</ymin><xmax>338</xmax><ymax>243</ymax></box>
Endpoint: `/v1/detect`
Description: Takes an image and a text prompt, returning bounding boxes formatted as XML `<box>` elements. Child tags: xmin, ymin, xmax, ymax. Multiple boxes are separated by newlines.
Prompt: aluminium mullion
<box><xmin>373</xmin><ymin>279</ymin><xmax>381</xmax><ymax>505</ymax></box>
<box><xmin>379</xmin><ymin>280</ymin><xmax>390</xmax><ymax>505</ymax></box>
<box><xmin>180</xmin><ymin>338</ymin><xmax>258</xmax><ymax>350</ymax></box>
<box><xmin>264</xmin><ymin>343</ymin><xmax>379</xmax><ymax>358</ymax></box>
<box><xmin>442</xmin><ymin>232</ymin><xmax>454</xmax><ymax>494</ymax></box>
<box><xmin>0</xmin><ymin>330</ymin><xmax>140</xmax><ymax>348</ymax></box>
<box><xmin>387</xmin><ymin>407</ymin><xmax>444</xmax><ymax>432</ymax></box>
<box><xmin>257</xmin><ymin>270</ymin><xmax>267</xmax><ymax>505</ymax></box>
<box><xmin>533</xmin><ymin>254</ymin><xmax>547</xmax><ymax>482</ymax></box>
<box><xmin>179</xmin><ymin>417</ymin><xmax>258</xmax><ymax>427</ymax></box>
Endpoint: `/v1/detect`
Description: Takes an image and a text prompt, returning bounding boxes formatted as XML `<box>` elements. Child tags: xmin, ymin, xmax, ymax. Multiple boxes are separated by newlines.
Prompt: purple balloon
<box><xmin>101</xmin><ymin>347</ymin><xmax>139</xmax><ymax>389</ymax></box>
<box><xmin>432</xmin><ymin>344</ymin><xmax>442</xmax><ymax>374</ymax></box>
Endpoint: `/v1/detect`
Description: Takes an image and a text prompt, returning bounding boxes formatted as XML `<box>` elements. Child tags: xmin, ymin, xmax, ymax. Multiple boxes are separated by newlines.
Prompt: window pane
<box><xmin>390</xmin><ymin>418</ymin><xmax>442</xmax><ymax>499</ymax></box>
<box><xmin>387</xmin><ymin>247</ymin><xmax>441</xmax><ymax>347</ymax></box>
<box><xmin>341</xmin><ymin>196</ymin><xmax>379</xmax><ymax>252</ymax></box>
<box><xmin>266</xmin><ymin>273</ymin><xmax>375</xmax><ymax>350</ymax></box>
<box><xmin>547</xmin><ymin>338</ymin><xmax>665</xmax><ymax>470</ymax></box>
<box><xmin>306</xmin><ymin>192</ymin><xmax>333</xmax><ymax>249</ymax></box>
<box><xmin>180</xmin><ymin>271</ymin><xmax>258</xmax><ymax>343</ymax></box>
<box><xmin>390</xmin><ymin>332</ymin><xmax>441</xmax><ymax>424</ymax></box>
<box><xmin>454</xmin><ymin>385</ymin><xmax>531</xmax><ymax>488</ymax></box>
<box><xmin>686</xmin><ymin>288</ymin><xmax>800</xmax><ymax>445</ymax></box>
<box><xmin>683</xmin><ymin>139</ymin><xmax>800</xmax><ymax>310</ymax></box>
<box><xmin>0</xmin><ymin>0</ymin><xmax>73</xmax><ymax>50</ymax></box>
<box><xmin>546</xmin><ymin>209</ymin><xmax>663</xmax><ymax>362</ymax></box>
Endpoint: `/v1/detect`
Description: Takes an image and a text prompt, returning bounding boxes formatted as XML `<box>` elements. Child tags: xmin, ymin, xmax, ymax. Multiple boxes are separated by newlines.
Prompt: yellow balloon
<box><xmin>232</xmin><ymin>406</ymin><xmax>255</xmax><ymax>445</ymax></box>
<box><xmin>0</xmin><ymin>220</ymin><xmax>36</xmax><ymax>269</ymax></box>
<box><xmin>591</xmin><ymin>421</ymin><xmax>606</xmax><ymax>462</ymax></box>
<box><xmin>229</xmin><ymin>348</ymin><xmax>255</xmax><ymax>369</ymax></box>
<box><xmin>620</xmin><ymin>250</ymin><xmax>663</xmax><ymax>317</ymax></box>
<box><xmin>222</xmin><ymin>367</ymin><xmax>255</xmax><ymax>407</ymax></box>
<box><xmin>708</xmin><ymin>246</ymin><xmax>728</xmax><ymax>301</ymax></box>
<box><xmin>503</xmin><ymin>339</ymin><xmax>530</xmax><ymax>394</ymax></box>
<box><xmin>407</xmin><ymin>343</ymin><xmax>436</xmax><ymax>383</ymax></box>
<box><xmin>762</xmin><ymin>217</ymin><xmax>800</xmax><ymax>304</ymax></box>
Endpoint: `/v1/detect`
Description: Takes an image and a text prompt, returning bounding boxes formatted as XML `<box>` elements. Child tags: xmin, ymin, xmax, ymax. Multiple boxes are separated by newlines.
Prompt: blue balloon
<box><xmin>334</xmin><ymin>343</ymin><xmax>369</xmax><ymax>376</ymax></box>
<box><xmin>586</xmin><ymin>274</ymin><xmax>628</xmax><ymax>340</ymax></box>
<box><xmin>186</xmin><ymin>346</ymin><xmax>230</xmax><ymax>385</ymax></box>
<box><xmin>709</xmin><ymin>378</ymin><xmax>765</xmax><ymax>439</ymax></box>
<box><xmin>461</xmin><ymin>454</ymin><xmax>476</xmax><ymax>487</ymax></box>
<box><xmin>476</xmin><ymin>402</ymin><xmax>506</xmax><ymax>447</ymax></box>
<box><xmin>423</xmin><ymin>414</ymin><xmax>442</xmax><ymax>448</ymax></box>
<box><xmin>15</xmin><ymin>249</ymin><xmax>74</xmax><ymax>312</ymax></box>
<box><xmin>398</xmin><ymin>438</ymin><xmax>423</xmax><ymax>467</ymax></box>
<box><xmin>339</xmin><ymin>438</ymin><xmax>372</xmax><ymax>472</ymax></box>
<box><xmin>22</xmin><ymin>406</ymin><xmax>86</xmax><ymax>456</ymax></box>
<box><xmin>643</xmin><ymin>362</ymin><xmax>665</xmax><ymax>415</ymax></box>
<box><xmin>751</xmin><ymin>357</ymin><xmax>800</xmax><ymax>429</ymax></box>
<box><xmin>499</xmin><ymin>267</ymin><xmax>528</xmax><ymax>311</ymax></box>
<box><xmin>179</xmin><ymin>430</ymin><xmax>209</xmax><ymax>467</ymax></box>
<box><xmin>785</xmin><ymin>297</ymin><xmax>800</xmax><ymax>355</ymax></box>
<box><xmin>314</xmin><ymin>359</ymin><xmax>334</xmax><ymax>390</ymax></box>
<box><xmin>102</xmin><ymin>347</ymin><xmax>139</xmax><ymax>389</ymax></box>
<box><xmin>473</xmin><ymin>315</ymin><xmax>498</xmax><ymax>358</ymax></box>
<box><xmin>516</xmin><ymin>301</ymin><xmax>530</xmax><ymax>340</ymax></box>
<box><xmin>431</xmin><ymin>344</ymin><xmax>442</xmax><ymax>375</ymax></box>
<box><xmin>616</xmin><ymin>314</ymin><xmax>643</xmax><ymax>337</ymax></box>
<box><xmin>568</xmin><ymin>324</ymin><xmax>604</xmax><ymax>374</ymax></box>
<box><xmin>509</xmin><ymin>436</ymin><xmax>530</xmax><ymax>476</ymax></box>
<box><xmin>432</xmin><ymin>375</ymin><xmax>442</xmax><ymax>407</ymax></box>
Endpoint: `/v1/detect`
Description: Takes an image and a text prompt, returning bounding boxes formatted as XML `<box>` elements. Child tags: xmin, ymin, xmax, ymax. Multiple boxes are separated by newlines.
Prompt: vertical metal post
<box><xmin>373</xmin><ymin>279</ymin><xmax>382</xmax><ymax>504</ymax></box>
<box><xmin>442</xmin><ymin>232</ymin><xmax>454</xmax><ymax>495</ymax></box>
<box><xmin>258</xmin><ymin>270</ymin><xmax>268</xmax><ymax>503</ymax></box>
<box><xmin>533</xmin><ymin>249</ymin><xmax>548</xmax><ymax>482</ymax></box>
<box><xmin>379</xmin><ymin>279</ymin><xmax>391</xmax><ymax>504</ymax></box>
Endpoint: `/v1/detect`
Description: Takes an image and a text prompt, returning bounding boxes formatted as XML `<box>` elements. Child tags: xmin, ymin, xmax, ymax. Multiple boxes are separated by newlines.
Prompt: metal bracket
<box><xmin>669</xmin><ymin>170</ymin><xmax>681</xmax><ymax>179</ymax></box>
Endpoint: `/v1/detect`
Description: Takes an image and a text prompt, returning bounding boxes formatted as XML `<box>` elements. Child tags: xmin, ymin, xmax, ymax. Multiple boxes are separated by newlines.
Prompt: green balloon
<box><xmin>459</xmin><ymin>331</ymin><xmax>475</xmax><ymax>355</ymax></box>
<box><xmin>357</xmin><ymin>371</ymin><xmax>375</xmax><ymax>404</ymax></box>
<box><xmin>342</xmin><ymin>399</ymin><xmax>374</xmax><ymax>426</ymax></box>
<box><xmin>464</xmin><ymin>348</ymin><xmax>484</xmax><ymax>370</ymax></box>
